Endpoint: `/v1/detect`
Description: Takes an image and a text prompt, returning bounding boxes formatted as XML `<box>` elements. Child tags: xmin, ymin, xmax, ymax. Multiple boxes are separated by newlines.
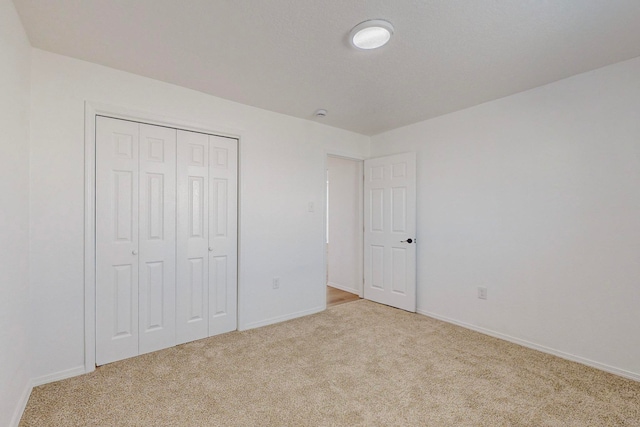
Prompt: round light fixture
<box><xmin>349</xmin><ymin>19</ymin><xmax>394</xmax><ymax>50</ymax></box>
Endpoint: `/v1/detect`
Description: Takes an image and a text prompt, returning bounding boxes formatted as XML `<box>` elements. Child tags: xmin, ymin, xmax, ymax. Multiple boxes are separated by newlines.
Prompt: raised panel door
<box><xmin>97</xmin><ymin>118</ymin><xmax>238</xmax><ymax>362</ymax></box>
<box><xmin>96</xmin><ymin>116</ymin><xmax>140</xmax><ymax>365</ymax></box>
<box><xmin>364</xmin><ymin>152</ymin><xmax>416</xmax><ymax>312</ymax></box>
<box><xmin>176</xmin><ymin>130</ymin><xmax>210</xmax><ymax>344</ymax></box>
<box><xmin>138</xmin><ymin>124</ymin><xmax>177</xmax><ymax>354</ymax></box>
<box><xmin>208</xmin><ymin>135</ymin><xmax>238</xmax><ymax>336</ymax></box>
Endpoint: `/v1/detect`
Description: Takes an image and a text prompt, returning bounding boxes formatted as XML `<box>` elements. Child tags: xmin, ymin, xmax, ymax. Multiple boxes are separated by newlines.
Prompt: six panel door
<box><xmin>176</xmin><ymin>130</ymin><xmax>210</xmax><ymax>344</ymax></box>
<box><xmin>138</xmin><ymin>124</ymin><xmax>177</xmax><ymax>355</ymax></box>
<box><xmin>208</xmin><ymin>135</ymin><xmax>238</xmax><ymax>337</ymax></box>
<box><xmin>96</xmin><ymin>117</ymin><xmax>141</xmax><ymax>365</ymax></box>
<box><xmin>363</xmin><ymin>152</ymin><xmax>417</xmax><ymax>312</ymax></box>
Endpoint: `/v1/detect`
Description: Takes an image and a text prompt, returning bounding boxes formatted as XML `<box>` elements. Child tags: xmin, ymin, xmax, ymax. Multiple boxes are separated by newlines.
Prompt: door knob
<box><xmin>132</xmin><ymin>249</ymin><xmax>138</xmax><ymax>255</ymax></box>
<box><xmin>208</xmin><ymin>247</ymin><xmax>213</xmax><ymax>252</ymax></box>
<box><xmin>401</xmin><ymin>238</ymin><xmax>414</xmax><ymax>244</ymax></box>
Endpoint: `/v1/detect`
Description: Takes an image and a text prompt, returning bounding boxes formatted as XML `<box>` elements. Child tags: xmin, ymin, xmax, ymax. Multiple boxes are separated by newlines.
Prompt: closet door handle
<box><xmin>208</xmin><ymin>247</ymin><xmax>213</xmax><ymax>252</ymax></box>
<box><xmin>132</xmin><ymin>249</ymin><xmax>138</xmax><ymax>255</ymax></box>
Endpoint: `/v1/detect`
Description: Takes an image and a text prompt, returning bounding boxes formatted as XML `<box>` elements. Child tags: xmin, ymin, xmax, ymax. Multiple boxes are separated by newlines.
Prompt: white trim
<box><xmin>240</xmin><ymin>306</ymin><xmax>324</xmax><ymax>331</ymax></box>
<box><xmin>235</xmin><ymin>139</ymin><xmax>244</xmax><ymax>341</ymax></box>
<box><xmin>84</xmin><ymin>101</ymin><xmax>242</xmax><ymax>370</ymax></box>
<box><xmin>418</xmin><ymin>309</ymin><xmax>640</xmax><ymax>382</ymax></box>
<box><xmin>84</xmin><ymin>102</ymin><xmax>97</xmax><ymax>374</ymax></box>
<box><xmin>356</xmin><ymin>160</ymin><xmax>363</xmax><ymax>298</ymax></box>
<box><xmin>31</xmin><ymin>365</ymin><xmax>87</xmax><ymax>387</ymax></box>
<box><xmin>327</xmin><ymin>281</ymin><xmax>360</xmax><ymax>295</ymax></box>
<box><xmin>9</xmin><ymin>382</ymin><xmax>32</xmax><ymax>427</ymax></box>
<box><xmin>86</xmin><ymin>102</ymin><xmax>243</xmax><ymax>139</ymax></box>
<box><xmin>323</xmin><ymin>149</ymin><xmax>366</xmax><ymax>161</ymax></box>
<box><xmin>323</xmin><ymin>152</ymin><xmax>365</xmax><ymax>299</ymax></box>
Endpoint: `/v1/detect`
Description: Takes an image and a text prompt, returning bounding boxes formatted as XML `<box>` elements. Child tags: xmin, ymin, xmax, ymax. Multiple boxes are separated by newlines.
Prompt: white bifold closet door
<box><xmin>96</xmin><ymin>117</ymin><xmax>177</xmax><ymax>365</ymax></box>
<box><xmin>96</xmin><ymin>116</ymin><xmax>237</xmax><ymax>366</ymax></box>
<box><xmin>176</xmin><ymin>130</ymin><xmax>238</xmax><ymax>344</ymax></box>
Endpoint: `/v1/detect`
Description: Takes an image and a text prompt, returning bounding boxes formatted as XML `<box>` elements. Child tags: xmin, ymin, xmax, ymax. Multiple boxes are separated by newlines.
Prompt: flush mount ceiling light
<box><xmin>349</xmin><ymin>19</ymin><xmax>394</xmax><ymax>50</ymax></box>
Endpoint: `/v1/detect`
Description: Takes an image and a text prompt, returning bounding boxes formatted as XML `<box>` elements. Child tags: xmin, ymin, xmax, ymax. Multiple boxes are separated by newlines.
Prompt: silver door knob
<box><xmin>400</xmin><ymin>238</ymin><xmax>414</xmax><ymax>244</ymax></box>
<box><xmin>208</xmin><ymin>247</ymin><xmax>213</xmax><ymax>252</ymax></box>
<box><xmin>132</xmin><ymin>249</ymin><xmax>138</xmax><ymax>255</ymax></box>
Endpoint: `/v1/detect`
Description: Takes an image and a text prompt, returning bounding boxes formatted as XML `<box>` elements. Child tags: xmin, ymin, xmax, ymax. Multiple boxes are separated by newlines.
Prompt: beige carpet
<box><xmin>21</xmin><ymin>300</ymin><xmax>640</xmax><ymax>426</ymax></box>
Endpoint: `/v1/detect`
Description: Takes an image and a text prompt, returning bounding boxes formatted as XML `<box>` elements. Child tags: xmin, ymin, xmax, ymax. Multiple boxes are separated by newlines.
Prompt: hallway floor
<box><xmin>327</xmin><ymin>286</ymin><xmax>360</xmax><ymax>307</ymax></box>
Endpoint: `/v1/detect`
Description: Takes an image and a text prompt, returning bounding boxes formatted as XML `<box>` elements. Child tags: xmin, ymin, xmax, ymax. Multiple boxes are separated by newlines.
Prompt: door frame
<box><xmin>84</xmin><ymin>101</ymin><xmax>242</xmax><ymax>373</ymax></box>
<box><xmin>323</xmin><ymin>151</ymin><xmax>365</xmax><ymax>300</ymax></box>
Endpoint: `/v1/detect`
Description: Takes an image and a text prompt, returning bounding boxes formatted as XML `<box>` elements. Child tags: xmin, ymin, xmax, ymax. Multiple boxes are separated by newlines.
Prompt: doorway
<box><xmin>326</xmin><ymin>155</ymin><xmax>363</xmax><ymax>307</ymax></box>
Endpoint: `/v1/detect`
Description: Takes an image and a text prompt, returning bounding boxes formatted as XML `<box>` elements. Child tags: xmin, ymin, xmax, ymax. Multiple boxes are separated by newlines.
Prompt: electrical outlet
<box><xmin>308</xmin><ymin>202</ymin><xmax>315</xmax><ymax>212</ymax></box>
<box><xmin>477</xmin><ymin>287</ymin><xmax>487</xmax><ymax>300</ymax></box>
<box><xmin>272</xmin><ymin>277</ymin><xmax>280</xmax><ymax>289</ymax></box>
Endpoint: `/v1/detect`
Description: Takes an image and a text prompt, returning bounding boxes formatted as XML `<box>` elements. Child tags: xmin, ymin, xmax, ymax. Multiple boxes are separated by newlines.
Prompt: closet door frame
<box><xmin>84</xmin><ymin>102</ymin><xmax>242</xmax><ymax>373</ymax></box>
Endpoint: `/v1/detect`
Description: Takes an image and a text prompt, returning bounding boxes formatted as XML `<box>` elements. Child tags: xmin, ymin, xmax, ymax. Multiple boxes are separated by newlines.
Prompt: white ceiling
<box><xmin>13</xmin><ymin>0</ymin><xmax>640</xmax><ymax>135</ymax></box>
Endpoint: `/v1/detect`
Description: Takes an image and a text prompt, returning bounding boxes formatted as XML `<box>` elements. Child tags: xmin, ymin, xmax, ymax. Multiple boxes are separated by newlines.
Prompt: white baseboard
<box><xmin>31</xmin><ymin>365</ymin><xmax>87</xmax><ymax>387</ymax></box>
<box><xmin>418</xmin><ymin>309</ymin><xmax>640</xmax><ymax>382</ymax></box>
<box><xmin>9</xmin><ymin>382</ymin><xmax>32</xmax><ymax>427</ymax></box>
<box><xmin>327</xmin><ymin>281</ymin><xmax>359</xmax><ymax>295</ymax></box>
<box><xmin>240</xmin><ymin>306</ymin><xmax>325</xmax><ymax>331</ymax></box>
<box><xmin>9</xmin><ymin>365</ymin><xmax>87</xmax><ymax>425</ymax></box>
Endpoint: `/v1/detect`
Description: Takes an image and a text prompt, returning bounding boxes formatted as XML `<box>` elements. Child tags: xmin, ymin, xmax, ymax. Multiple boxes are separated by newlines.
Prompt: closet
<box><xmin>95</xmin><ymin>116</ymin><xmax>237</xmax><ymax>365</ymax></box>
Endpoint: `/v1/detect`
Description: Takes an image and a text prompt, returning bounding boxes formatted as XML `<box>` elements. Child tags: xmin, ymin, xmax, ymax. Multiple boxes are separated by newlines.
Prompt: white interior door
<box><xmin>96</xmin><ymin>117</ymin><xmax>140</xmax><ymax>365</ymax></box>
<box><xmin>364</xmin><ymin>152</ymin><xmax>417</xmax><ymax>312</ymax></box>
<box><xmin>176</xmin><ymin>131</ymin><xmax>238</xmax><ymax>342</ymax></box>
<box><xmin>138</xmin><ymin>124</ymin><xmax>177</xmax><ymax>355</ymax></box>
<box><xmin>176</xmin><ymin>130</ymin><xmax>210</xmax><ymax>344</ymax></box>
<box><xmin>208</xmin><ymin>135</ymin><xmax>238</xmax><ymax>336</ymax></box>
<box><xmin>97</xmin><ymin>117</ymin><xmax>238</xmax><ymax>364</ymax></box>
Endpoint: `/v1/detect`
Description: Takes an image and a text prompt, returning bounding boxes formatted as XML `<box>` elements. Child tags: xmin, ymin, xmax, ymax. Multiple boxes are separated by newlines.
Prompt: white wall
<box><xmin>371</xmin><ymin>56</ymin><xmax>640</xmax><ymax>379</ymax></box>
<box><xmin>0</xmin><ymin>1</ymin><xmax>32</xmax><ymax>425</ymax></box>
<box><xmin>29</xmin><ymin>49</ymin><xmax>369</xmax><ymax>381</ymax></box>
<box><xmin>327</xmin><ymin>156</ymin><xmax>362</xmax><ymax>295</ymax></box>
